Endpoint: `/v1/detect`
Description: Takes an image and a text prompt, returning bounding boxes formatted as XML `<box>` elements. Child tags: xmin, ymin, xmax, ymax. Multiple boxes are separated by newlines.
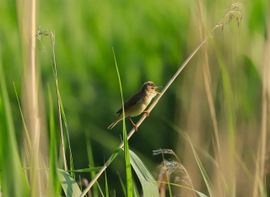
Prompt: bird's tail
<box><xmin>107</xmin><ymin>116</ymin><xmax>122</xmax><ymax>130</ymax></box>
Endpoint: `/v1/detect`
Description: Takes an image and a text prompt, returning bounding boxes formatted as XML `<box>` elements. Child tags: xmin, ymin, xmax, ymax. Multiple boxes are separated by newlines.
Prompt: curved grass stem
<box><xmin>81</xmin><ymin>31</ymin><xmax>213</xmax><ymax>197</ymax></box>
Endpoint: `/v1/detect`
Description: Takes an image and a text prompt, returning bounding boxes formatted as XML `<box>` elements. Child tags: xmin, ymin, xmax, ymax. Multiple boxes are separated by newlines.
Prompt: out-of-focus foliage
<box><xmin>0</xmin><ymin>0</ymin><xmax>269</xmax><ymax>195</ymax></box>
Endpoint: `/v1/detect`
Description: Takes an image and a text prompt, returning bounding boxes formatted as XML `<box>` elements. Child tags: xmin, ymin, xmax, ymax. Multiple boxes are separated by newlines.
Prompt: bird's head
<box><xmin>142</xmin><ymin>81</ymin><xmax>159</xmax><ymax>95</ymax></box>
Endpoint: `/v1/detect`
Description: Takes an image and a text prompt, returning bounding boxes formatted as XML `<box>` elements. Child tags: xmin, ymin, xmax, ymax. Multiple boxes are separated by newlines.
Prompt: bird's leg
<box><xmin>129</xmin><ymin>117</ymin><xmax>138</xmax><ymax>130</ymax></box>
<box><xmin>155</xmin><ymin>91</ymin><xmax>161</xmax><ymax>95</ymax></box>
<box><xmin>143</xmin><ymin>110</ymin><xmax>150</xmax><ymax>117</ymax></box>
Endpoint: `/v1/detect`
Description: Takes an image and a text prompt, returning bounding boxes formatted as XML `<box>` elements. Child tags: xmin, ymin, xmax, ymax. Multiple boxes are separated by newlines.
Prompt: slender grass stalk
<box><xmin>196</xmin><ymin>0</ymin><xmax>221</xmax><ymax>157</ymax></box>
<box><xmin>167</xmin><ymin>173</ymin><xmax>173</xmax><ymax>197</ymax></box>
<box><xmin>118</xmin><ymin>172</ymin><xmax>127</xmax><ymax>196</ymax></box>
<box><xmin>97</xmin><ymin>183</ymin><xmax>105</xmax><ymax>197</ymax></box>
<box><xmin>186</xmin><ymin>135</ymin><xmax>213</xmax><ymax>197</ymax></box>
<box><xmin>23</xmin><ymin>0</ymin><xmax>43</xmax><ymax>195</ymax></box>
<box><xmin>80</xmin><ymin>4</ymin><xmax>242</xmax><ymax>195</ymax></box>
<box><xmin>0</xmin><ymin>50</ymin><xmax>29</xmax><ymax>197</ymax></box>
<box><xmin>13</xmin><ymin>83</ymin><xmax>32</xmax><ymax>151</ymax></box>
<box><xmin>112</xmin><ymin>48</ymin><xmax>133</xmax><ymax>196</ymax></box>
<box><xmin>85</xmin><ymin>132</ymin><xmax>99</xmax><ymax>196</ymax></box>
<box><xmin>105</xmin><ymin>170</ymin><xmax>109</xmax><ymax>197</ymax></box>
<box><xmin>217</xmin><ymin>51</ymin><xmax>236</xmax><ymax>195</ymax></box>
<box><xmin>37</xmin><ymin>29</ymin><xmax>76</xmax><ymax>173</ymax></box>
<box><xmin>196</xmin><ymin>1</ymin><xmax>222</xmax><ymax>195</ymax></box>
<box><xmin>48</xmin><ymin>86</ymin><xmax>60</xmax><ymax>196</ymax></box>
<box><xmin>59</xmin><ymin>96</ymin><xmax>75</xmax><ymax>176</ymax></box>
<box><xmin>37</xmin><ymin>29</ymin><xmax>74</xmax><ymax>172</ymax></box>
<box><xmin>49</xmin><ymin>32</ymin><xmax>68</xmax><ymax>171</ymax></box>
<box><xmin>252</xmin><ymin>19</ymin><xmax>270</xmax><ymax>197</ymax></box>
<box><xmin>51</xmin><ymin>31</ymin><xmax>75</xmax><ymax>175</ymax></box>
<box><xmin>258</xmin><ymin>20</ymin><xmax>270</xmax><ymax>196</ymax></box>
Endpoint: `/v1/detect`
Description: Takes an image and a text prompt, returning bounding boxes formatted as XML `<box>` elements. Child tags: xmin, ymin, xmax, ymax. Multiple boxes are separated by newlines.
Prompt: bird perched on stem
<box><xmin>107</xmin><ymin>81</ymin><xmax>160</xmax><ymax>130</ymax></box>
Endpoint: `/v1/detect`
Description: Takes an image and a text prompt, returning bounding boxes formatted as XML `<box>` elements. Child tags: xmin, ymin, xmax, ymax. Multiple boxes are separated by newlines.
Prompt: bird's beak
<box><xmin>154</xmin><ymin>86</ymin><xmax>161</xmax><ymax>95</ymax></box>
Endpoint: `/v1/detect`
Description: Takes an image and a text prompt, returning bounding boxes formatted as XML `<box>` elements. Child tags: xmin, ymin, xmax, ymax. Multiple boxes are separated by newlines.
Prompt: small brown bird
<box><xmin>107</xmin><ymin>81</ymin><xmax>160</xmax><ymax>130</ymax></box>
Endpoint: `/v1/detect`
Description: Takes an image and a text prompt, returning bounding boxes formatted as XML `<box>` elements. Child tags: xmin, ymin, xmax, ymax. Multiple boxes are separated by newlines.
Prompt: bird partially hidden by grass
<box><xmin>107</xmin><ymin>81</ymin><xmax>160</xmax><ymax>130</ymax></box>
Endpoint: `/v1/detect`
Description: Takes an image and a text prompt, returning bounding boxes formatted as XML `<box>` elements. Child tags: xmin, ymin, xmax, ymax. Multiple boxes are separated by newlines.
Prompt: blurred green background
<box><xmin>0</xmin><ymin>0</ymin><xmax>269</xmax><ymax>196</ymax></box>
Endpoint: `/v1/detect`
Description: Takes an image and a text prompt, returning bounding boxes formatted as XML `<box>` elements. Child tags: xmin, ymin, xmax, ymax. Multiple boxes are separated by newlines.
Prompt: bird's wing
<box><xmin>116</xmin><ymin>92</ymin><xmax>142</xmax><ymax>114</ymax></box>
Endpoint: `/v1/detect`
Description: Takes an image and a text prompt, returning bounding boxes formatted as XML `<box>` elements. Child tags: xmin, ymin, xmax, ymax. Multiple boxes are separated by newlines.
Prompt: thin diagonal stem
<box><xmin>80</xmin><ymin>28</ymin><xmax>216</xmax><ymax>197</ymax></box>
<box><xmin>50</xmin><ymin>32</ymin><xmax>68</xmax><ymax>171</ymax></box>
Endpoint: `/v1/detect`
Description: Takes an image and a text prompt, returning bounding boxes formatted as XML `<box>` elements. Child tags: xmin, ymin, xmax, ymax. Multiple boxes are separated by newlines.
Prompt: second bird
<box><xmin>107</xmin><ymin>81</ymin><xmax>160</xmax><ymax>130</ymax></box>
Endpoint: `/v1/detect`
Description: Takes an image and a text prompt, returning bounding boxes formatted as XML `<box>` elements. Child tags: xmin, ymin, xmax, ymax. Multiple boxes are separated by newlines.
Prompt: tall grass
<box><xmin>252</xmin><ymin>18</ymin><xmax>270</xmax><ymax>197</ymax></box>
<box><xmin>0</xmin><ymin>51</ymin><xmax>29</xmax><ymax>197</ymax></box>
<box><xmin>0</xmin><ymin>0</ymin><xmax>269</xmax><ymax>196</ymax></box>
<box><xmin>112</xmin><ymin>49</ymin><xmax>134</xmax><ymax>196</ymax></box>
<box><xmin>20</xmin><ymin>0</ymin><xmax>47</xmax><ymax>195</ymax></box>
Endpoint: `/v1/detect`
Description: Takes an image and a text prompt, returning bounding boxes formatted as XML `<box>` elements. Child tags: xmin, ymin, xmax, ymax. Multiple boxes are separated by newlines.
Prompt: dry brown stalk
<box><xmin>252</xmin><ymin>18</ymin><xmax>270</xmax><ymax>197</ymax></box>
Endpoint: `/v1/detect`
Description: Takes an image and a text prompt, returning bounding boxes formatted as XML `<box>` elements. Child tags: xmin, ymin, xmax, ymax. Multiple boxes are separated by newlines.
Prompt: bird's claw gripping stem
<box><xmin>144</xmin><ymin>110</ymin><xmax>150</xmax><ymax>117</ymax></box>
